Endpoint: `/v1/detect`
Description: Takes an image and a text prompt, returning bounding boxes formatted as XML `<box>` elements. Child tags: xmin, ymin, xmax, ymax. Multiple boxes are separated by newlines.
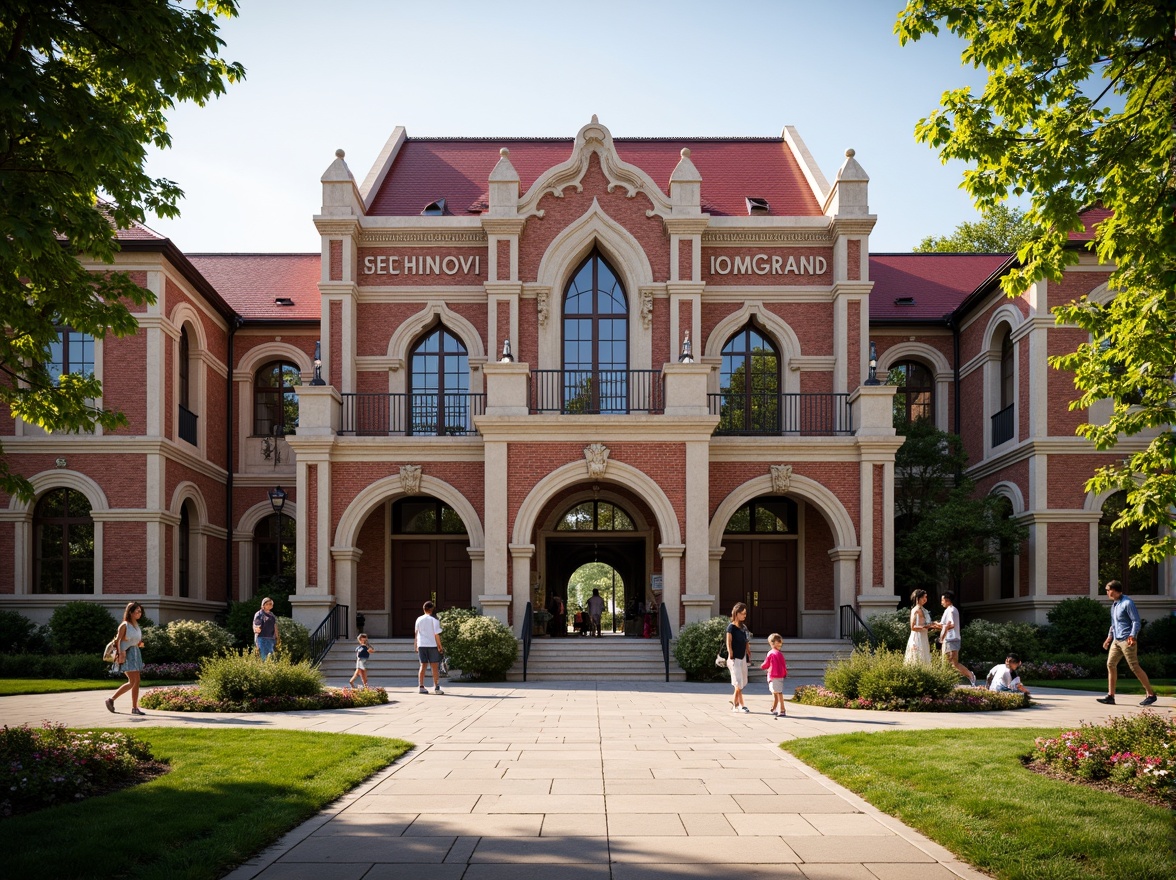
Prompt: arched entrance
<box><xmin>719</xmin><ymin>496</ymin><xmax>799</xmax><ymax>637</ymax></box>
<box><xmin>389</xmin><ymin>495</ymin><xmax>472</xmax><ymax>637</ymax></box>
<box><xmin>541</xmin><ymin>496</ymin><xmax>647</xmax><ymax>637</ymax></box>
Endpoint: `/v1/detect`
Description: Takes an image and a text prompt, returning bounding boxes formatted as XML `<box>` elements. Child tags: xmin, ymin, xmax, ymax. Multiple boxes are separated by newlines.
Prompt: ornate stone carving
<box><xmin>702</xmin><ymin>231</ymin><xmax>831</xmax><ymax>245</ymax></box>
<box><xmin>769</xmin><ymin>464</ymin><xmax>793</xmax><ymax>495</ymax></box>
<box><xmin>640</xmin><ymin>290</ymin><xmax>653</xmax><ymax>328</ymax></box>
<box><xmin>359</xmin><ymin>231</ymin><xmax>488</xmax><ymax>245</ymax></box>
<box><xmin>584</xmin><ymin>443</ymin><xmax>610</xmax><ymax>478</ymax></box>
<box><xmin>537</xmin><ymin>290</ymin><xmax>549</xmax><ymax>326</ymax></box>
<box><xmin>400</xmin><ymin>465</ymin><xmax>423</xmax><ymax>496</ymax></box>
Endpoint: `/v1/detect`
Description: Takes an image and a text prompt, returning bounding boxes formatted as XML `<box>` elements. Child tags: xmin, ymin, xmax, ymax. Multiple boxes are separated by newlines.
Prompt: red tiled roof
<box><xmin>367</xmin><ymin>138</ymin><xmax>824</xmax><ymax>218</ymax></box>
<box><xmin>1069</xmin><ymin>205</ymin><xmax>1111</xmax><ymax>242</ymax></box>
<box><xmin>187</xmin><ymin>254</ymin><xmax>321</xmax><ymax>321</ymax></box>
<box><xmin>869</xmin><ymin>253</ymin><xmax>1012</xmax><ymax>322</ymax></box>
<box><xmin>114</xmin><ymin>220</ymin><xmax>166</xmax><ymax>241</ymax></box>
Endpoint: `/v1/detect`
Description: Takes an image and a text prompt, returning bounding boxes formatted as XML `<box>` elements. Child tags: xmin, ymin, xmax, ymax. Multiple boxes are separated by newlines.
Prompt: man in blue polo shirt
<box><xmin>1097</xmin><ymin>580</ymin><xmax>1158</xmax><ymax>706</ymax></box>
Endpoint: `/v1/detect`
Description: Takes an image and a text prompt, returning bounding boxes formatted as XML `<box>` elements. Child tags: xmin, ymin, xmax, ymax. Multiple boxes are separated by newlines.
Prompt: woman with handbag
<box><xmin>726</xmin><ymin>602</ymin><xmax>753</xmax><ymax>713</ymax></box>
<box><xmin>104</xmin><ymin>602</ymin><xmax>147</xmax><ymax>715</ymax></box>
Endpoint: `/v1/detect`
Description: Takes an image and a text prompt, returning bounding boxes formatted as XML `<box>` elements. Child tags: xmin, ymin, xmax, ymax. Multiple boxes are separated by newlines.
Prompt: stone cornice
<box><xmin>480</xmin><ymin>219</ymin><xmax>526</xmax><ymax>236</ymax></box>
<box><xmin>91</xmin><ymin>508</ymin><xmax>179</xmax><ymax>525</ymax></box>
<box><xmin>314</xmin><ymin>217</ymin><xmax>361</xmax><ymax>237</ymax></box>
<box><xmin>484</xmin><ymin>281</ymin><xmax>524</xmax><ymax>296</ymax></box>
<box><xmin>665</xmin><ymin>282</ymin><xmax>705</xmax><ymax>296</ymax></box>
<box><xmin>663</xmin><ymin>218</ymin><xmax>711</xmax><ymax>236</ymax></box>
<box><xmin>0</xmin><ymin>437</ymin><xmax>228</xmax><ymax>482</ymax></box>
<box><xmin>708</xmin><ymin>438</ymin><xmax>862</xmax><ymax>461</ymax></box>
<box><xmin>829</xmin><ymin>217</ymin><xmax>877</xmax><ymax>237</ymax></box>
<box><xmin>964</xmin><ymin>435</ymin><xmax>1157</xmax><ymax>481</ymax></box>
<box><xmin>320</xmin><ymin>438</ymin><xmax>486</xmax><ymax>463</ymax></box>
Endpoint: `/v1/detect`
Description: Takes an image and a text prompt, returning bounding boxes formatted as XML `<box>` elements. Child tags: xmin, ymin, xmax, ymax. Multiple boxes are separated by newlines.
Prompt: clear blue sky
<box><xmin>145</xmin><ymin>0</ymin><xmax>991</xmax><ymax>254</ymax></box>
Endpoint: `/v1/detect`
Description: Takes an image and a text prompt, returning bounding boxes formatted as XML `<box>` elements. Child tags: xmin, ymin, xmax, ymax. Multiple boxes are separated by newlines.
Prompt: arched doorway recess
<box><xmin>389</xmin><ymin>496</ymin><xmax>472</xmax><ymax>636</ymax></box>
<box><xmin>719</xmin><ymin>496</ymin><xmax>799</xmax><ymax>637</ymax></box>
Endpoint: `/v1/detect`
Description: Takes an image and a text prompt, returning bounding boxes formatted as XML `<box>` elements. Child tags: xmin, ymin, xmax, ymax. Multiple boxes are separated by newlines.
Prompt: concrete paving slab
<box><xmin>4</xmin><ymin>681</ymin><xmax>1130</xmax><ymax>880</ymax></box>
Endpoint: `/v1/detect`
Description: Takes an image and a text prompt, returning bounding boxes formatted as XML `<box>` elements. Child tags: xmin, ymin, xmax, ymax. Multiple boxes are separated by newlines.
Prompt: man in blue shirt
<box><xmin>1097</xmin><ymin>580</ymin><xmax>1158</xmax><ymax>706</ymax></box>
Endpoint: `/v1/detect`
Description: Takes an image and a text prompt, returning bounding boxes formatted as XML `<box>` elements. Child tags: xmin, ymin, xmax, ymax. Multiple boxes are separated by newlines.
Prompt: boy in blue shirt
<box><xmin>349</xmin><ymin>633</ymin><xmax>375</xmax><ymax>689</ymax></box>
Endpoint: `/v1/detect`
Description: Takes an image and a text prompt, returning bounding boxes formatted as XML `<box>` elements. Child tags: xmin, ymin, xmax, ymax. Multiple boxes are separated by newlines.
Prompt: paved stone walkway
<box><xmin>2</xmin><ymin>683</ymin><xmax>1164</xmax><ymax>879</ymax></box>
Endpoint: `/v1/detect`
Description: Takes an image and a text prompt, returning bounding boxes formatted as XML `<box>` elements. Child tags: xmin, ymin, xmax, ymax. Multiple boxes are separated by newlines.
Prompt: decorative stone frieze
<box><xmin>640</xmin><ymin>290</ymin><xmax>653</xmax><ymax>328</ymax></box>
<box><xmin>537</xmin><ymin>290</ymin><xmax>549</xmax><ymax>326</ymax></box>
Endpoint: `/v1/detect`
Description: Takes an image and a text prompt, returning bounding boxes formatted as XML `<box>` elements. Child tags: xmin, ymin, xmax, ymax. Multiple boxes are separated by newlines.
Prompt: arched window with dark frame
<box><xmin>1098</xmin><ymin>491</ymin><xmax>1159</xmax><ymax>595</ymax></box>
<box><xmin>888</xmin><ymin>360</ymin><xmax>934</xmax><ymax>427</ymax></box>
<box><xmin>409</xmin><ymin>325</ymin><xmax>471</xmax><ymax>435</ymax></box>
<box><xmin>562</xmin><ymin>249</ymin><xmax>629</xmax><ymax>413</ymax></box>
<box><xmin>1000</xmin><ymin>329</ymin><xmax>1015</xmax><ymax>411</ymax></box>
<box><xmin>253</xmin><ymin>361</ymin><xmax>301</xmax><ymax>436</ymax></box>
<box><xmin>994</xmin><ymin>495</ymin><xmax>1016</xmax><ymax>599</ymax></box>
<box><xmin>178</xmin><ymin>501</ymin><xmax>191</xmax><ymax>598</ymax></box>
<box><xmin>33</xmin><ymin>488</ymin><xmax>94</xmax><ymax>594</ymax></box>
<box><xmin>178</xmin><ymin>326</ymin><xmax>198</xmax><ymax>445</ymax></box>
<box><xmin>718</xmin><ymin>324</ymin><xmax>780</xmax><ymax>434</ymax></box>
<box><xmin>555</xmin><ymin>499</ymin><xmax>637</xmax><ymax>532</ymax></box>
<box><xmin>254</xmin><ymin>513</ymin><xmax>296</xmax><ymax>592</ymax></box>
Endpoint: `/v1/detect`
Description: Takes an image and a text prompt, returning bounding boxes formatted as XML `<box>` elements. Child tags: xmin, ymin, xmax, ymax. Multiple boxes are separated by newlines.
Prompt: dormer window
<box><xmin>421</xmin><ymin>198</ymin><xmax>447</xmax><ymax>216</ymax></box>
<box><xmin>745</xmin><ymin>197</ymin><xmax>770</xmax><ymax>215</ymax></box>
<box><xmin>894</xmin><ymin>296</ymin><xmax>915</xmax><ymax>306</ymax></box>
<box><xmin>274</xmin><ymin>297</ymin><xmax>294</xmax><ymax>307</ymax></box>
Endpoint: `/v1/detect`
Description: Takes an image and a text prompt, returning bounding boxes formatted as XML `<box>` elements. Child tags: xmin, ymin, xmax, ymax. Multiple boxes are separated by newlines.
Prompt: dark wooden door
<box><xmin>719</xmin><ymin>539</ymin><xmax>798</xmax><ymax>637</ymax></box>
<box><xmin>391</xmin><ymin>539</ymin><xmax>471</xmax><ymax>637</ymax></box>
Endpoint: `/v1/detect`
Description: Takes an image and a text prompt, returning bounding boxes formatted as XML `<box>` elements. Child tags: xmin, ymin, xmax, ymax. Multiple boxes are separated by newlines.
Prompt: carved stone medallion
<box><xmin>400</xmin><ymin>464</ymin><xmax>423</xmax><ymax>496</ymax></box>
<box><xmin>769</xmin><ymin>464</ymin><xmax>793</xmax><ymax>495</ymax></box>
<box><xmin>584</xmin><ymin>443</ymin><xmax>610</xmax><ymax>478</ymax></box>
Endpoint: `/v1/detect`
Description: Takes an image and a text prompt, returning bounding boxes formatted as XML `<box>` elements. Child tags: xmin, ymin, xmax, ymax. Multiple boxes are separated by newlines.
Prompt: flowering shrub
<box><xmin>824</xmin><ymin>647</ymin><xmax>960</xmax><ymax>700</ymax></box>
<box><xmin>673</xmin><ymin>616</ymin><xmax>733</xmax><ymax>681</ymax></box>
<box><xmin>1014</xmin><ymin>661</ymin><xmax>1088</xmax><ymax>680</ymax></box>
<box><xmin>1033</xmin><ymin>712</ymin><xmax>1175</xmax><ymax>803</ymax></box>
<box><xmin>140</xmin><ymin>662</ymin><xmax>200</xmax><ymax>680</ymax></box>
<box><xmin>0</xmin><ymin>722</ymin><xmax>155</xmax><ymax>817</ymax></box>
<box><xmin>793</xmin><ymin>684</ymin><xmax>1029</xmax><ymax>712</ymax></box>
<box><xmin>139</xmin><ymin>684</ymin><xmax>388</xmax><ymax>713</ymax></box>
<box><xmin>197</xmin><ymin>651</ymin><xmax>322</xmax><ymax>701</ymax></box>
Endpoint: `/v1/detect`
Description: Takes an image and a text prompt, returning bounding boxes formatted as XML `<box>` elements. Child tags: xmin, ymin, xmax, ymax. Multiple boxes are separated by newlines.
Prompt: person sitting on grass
<box><xmin>986</xmin><ymin>653</ymin><xmax>1030</xmax><ymax>695</ymax></box>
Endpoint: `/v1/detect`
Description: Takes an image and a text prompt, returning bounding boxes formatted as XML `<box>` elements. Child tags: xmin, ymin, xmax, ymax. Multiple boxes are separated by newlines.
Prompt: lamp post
<box><xmin>678</xmin><ymin>330</ymin><xmax>693</xmax><ymax>363</ymax></box>
<box><xmin>865</xmin><ymin>340</ymin><xmax>881</xmax><ymax>386</ymax></box>
<box><xmin>268</xmin><ymin>485</ymin><xmax>288</xmax><ymax>585</ymax></box>
<box><xmin>500</xmin><ymin>339</ymin><xmax>514</xmax><ymax>362</ymax></box>
<box><xmin>310</xmin><ymin>340</ymin><xmax>325</xmax><ymax>386</ymax></box>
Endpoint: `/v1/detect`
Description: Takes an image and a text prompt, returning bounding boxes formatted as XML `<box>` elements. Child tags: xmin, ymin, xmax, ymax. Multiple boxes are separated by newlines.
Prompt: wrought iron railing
<box><xmin>991</xmin><ymin>402</ymin><xmax>1015</xmax><ymax>447</ymax></box>
<box><xmin>340</xmin><ymin>392</ymin><xmax>485</xmax><ymax>436</ymax></box>
<box><xmin>529</xmin><ymin>369</ymin><xmax>664</xmax><ymax>414</ymax></box>
<box><xmin>708</xmin><ymin>391</ymin><xmax>853</xmax><ymax>435</ymax></box>
<box><xmin>659</xmin><ymin>602</ymin><xmax>672</xmax><ymax>682</ymax></box>
<box><xmin>521</xmin><ymin>601</ymin><xmax>533</xmax><ymax>682</ymax></box>
<box><xmin>309</xmin><ymin>603</ymin><xmax>349</xmax><ymax>665</ymax></box>
<box><xmin>178</xmin><ymin>404</ymin><xmax>198</xmax><ymax>446</ymax></box>
<box><xmin>839</xmin><ymin>604</ymin><xmax>877</xmax><ymax>651</ymax></box>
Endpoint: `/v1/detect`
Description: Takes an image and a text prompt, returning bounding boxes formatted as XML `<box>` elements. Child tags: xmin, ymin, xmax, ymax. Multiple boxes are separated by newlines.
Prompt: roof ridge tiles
<box><xmin>406</xmin><ymin>135</ymin><xmax>784</xmax><ymax>143</ymax></box>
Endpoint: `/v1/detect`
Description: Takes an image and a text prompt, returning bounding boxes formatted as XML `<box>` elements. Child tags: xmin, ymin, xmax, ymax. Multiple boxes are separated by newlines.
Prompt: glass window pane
<box><xmin>724</xmin><ymin>505</ymin><xmax>752</xmax><ymax>534</ymax></box>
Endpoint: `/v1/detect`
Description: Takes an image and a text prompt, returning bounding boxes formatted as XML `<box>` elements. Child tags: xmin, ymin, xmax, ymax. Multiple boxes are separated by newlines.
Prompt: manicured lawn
<box><xmin>0</xmin><ymin>678</ymin><xmax>185</xmax><ymax>696</ymax></box>
<box><xmin>0</xmin><ymin>728</ymin><xmax>411</xmax><ymax>880</ymax></box>
<box><xmin>783</xmin><ymin>728</ymin><xmax>1173</xmax><ymax>880</ymax></box>
<box><xmin>1023</xmin><ymin>678</ymin><xmax>1174</xmax><ymax>696</ymax></box>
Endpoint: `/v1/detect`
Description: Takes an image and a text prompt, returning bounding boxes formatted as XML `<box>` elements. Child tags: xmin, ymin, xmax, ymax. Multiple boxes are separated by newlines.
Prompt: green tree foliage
<box><xmin>914</xmin><ymin>204</ymin><xmax>1036</xmax><ymax>253</ymax></box>
<box><xmin>47</xmin><ymin>601</ymin><xmax>116</xmax><ymax>654</ymax></box>
<box><xmin>1044</xmin><ymin>597</ymin><xmax>1109</xmax><ymax>654</ymax></box>
<box><xmin>0</xmin><ymin>1</ymin><xmax>244</xmax><ymax>499</ymax></box>
<box><xmin>894</xmin><ymin>421</ymin><xmax>1029</xmax><ymax>593</ymax></box>
<box><xmin>896</xmin><ymin>2</ymin><xmax>1176</xmax><ymax>569</ymax></box>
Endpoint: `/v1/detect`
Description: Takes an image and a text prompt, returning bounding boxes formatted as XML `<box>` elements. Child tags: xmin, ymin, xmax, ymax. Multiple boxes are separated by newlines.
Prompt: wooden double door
<box><xmin>719</xmin><ymin>539</ymin><xmax>798</xmax><ymax>638</ymax></box>
<box><xmin>390</xmin><ymin>539</ymin><xmax>471</xmax><ymax>637</ymax></box>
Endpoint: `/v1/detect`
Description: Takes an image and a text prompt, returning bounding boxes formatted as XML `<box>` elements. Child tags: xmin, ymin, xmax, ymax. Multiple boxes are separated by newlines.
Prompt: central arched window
<box><xmin>1000</xmin><ymin>330</ymin><xmax>1015</xmax><ymax>410</ymax></box>
<box><xmin>719</xmin><ymin>324</ymin><xmax>780</xmax><ymax>434</ymax></box>
<box><xmin>409</xmin><ymin>326</ymin><xmax>471</xmax><ymax>435</ymax></box>
<box><xmin>562</xmin><ymin>250</ymin><xmax>628</xmax><ymax>413</ymax></box>
<box><xmin>889</xmin><ymin>360</ymin><xmax>934</xmax><ymax>427</ymax></box>
<box><xmin>254</xmin><ymin>513</ymin><xmax>295</xmax><ymax>590</ymax></box>
<box><xmin>556</xmin><ymin>500</ymin><xmax>636</xmax><ymax>531</ymax></box>
<box><xmin>34</xmin><ymin>488</ymin><xmax>94</xmax><ymax>594</ymax></box>
<box><xmin>254</xmin><ymin>361</ymin><xmax>301</xmax><ymax>436</ymax></box>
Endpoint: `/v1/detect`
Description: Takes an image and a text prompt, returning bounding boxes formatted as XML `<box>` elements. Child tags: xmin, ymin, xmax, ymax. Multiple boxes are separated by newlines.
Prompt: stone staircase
<box><xmin>317</xmin><ymin>635</ymin><xmax>850</xmax><ymax>685</ymax></box>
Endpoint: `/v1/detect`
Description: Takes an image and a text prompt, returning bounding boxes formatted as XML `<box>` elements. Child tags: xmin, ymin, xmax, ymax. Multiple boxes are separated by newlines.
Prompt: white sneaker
<box><xmin>731</xmin><ymin>706</ymin><xmax>742</xmax><ymax>713</ymax></box>
<box><xmin>740</xmin><ymin>706</ymin><xmax>750</xmax><ymax>713</ymax></box>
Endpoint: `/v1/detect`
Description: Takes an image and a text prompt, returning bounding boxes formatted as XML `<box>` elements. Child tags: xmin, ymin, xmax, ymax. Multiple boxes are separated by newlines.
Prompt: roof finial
<box><xmin>335</xmin><ymin>148</ymin><xmax>345</xmax><ymax>159</ymax></box>
<box><xmin>500</xmin><ymin>147</ymin><xmax>510</xmax><ymax>158</ymax></box>
<box><xmin>681</xmin><ymin>148</ymin><xmax>691</xmax><ymax>159</ymax></box>
<box><xmin>845</xmin><ymin>148</ymin><xmax>855</xmax><ymax>158</ymax></box>
<box><xmin>591</xmin><ymin>114</ymin><xmax>599</xmax><ymax>124</ymax></box>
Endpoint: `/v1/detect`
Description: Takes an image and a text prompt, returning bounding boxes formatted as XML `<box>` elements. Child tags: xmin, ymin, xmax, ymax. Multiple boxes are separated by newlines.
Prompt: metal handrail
<box><xmin>309</xmin><ymin>603</ymin><xmax>349</xmax><ymax>665</ymax></box>
<box><xmin>529</xmin><ymin>369</ymin><xmax>664</xmax><ymax>414</ymax></box>
<box><xmin>839</xmin><ymin>604</ymin><xmax>877</xmax><ymax>651</ymax></box>
<box><xmin>659</xmin><ymin>602</ymin><xmax>672</xmax><ymax>682</ymax></box>
<box><xmin>521</xmin><ymin>601</ymin><xmax>533</xmax><ymax>682</ymax></box>
<box><xmin>340</xmin><ymin>392</ymin><xmax>485</xmax><ymax>436</ymax></box>
<box><xmin>709</xmin><ymin>391</ymin><xmax>853</xmax><ymax>435</ymax></box>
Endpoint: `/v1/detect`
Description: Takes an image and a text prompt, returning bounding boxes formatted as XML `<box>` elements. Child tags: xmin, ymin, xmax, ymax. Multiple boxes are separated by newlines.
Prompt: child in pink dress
<box><xmin>760</xmin><ymin>633</ymin><xmax>789</xmax><ymax>717</ymax></box>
